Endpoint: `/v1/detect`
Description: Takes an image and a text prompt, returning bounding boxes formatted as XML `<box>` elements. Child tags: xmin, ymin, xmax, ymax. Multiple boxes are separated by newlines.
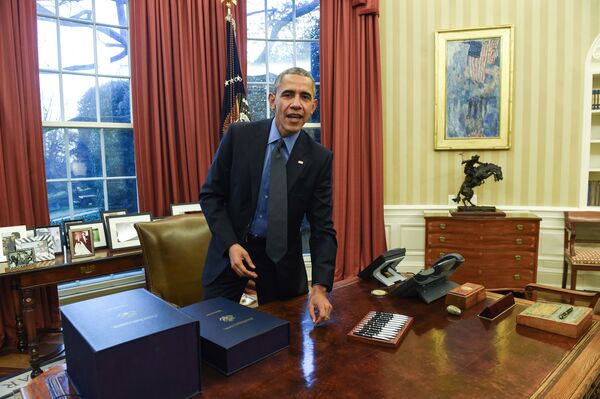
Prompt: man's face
<box><xmin>269</xmin><ymin>74</ymin><xmax>317</xmax><ymax>137</ymax></box>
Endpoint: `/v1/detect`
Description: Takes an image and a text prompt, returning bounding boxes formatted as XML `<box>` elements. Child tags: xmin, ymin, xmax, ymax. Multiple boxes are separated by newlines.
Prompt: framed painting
<box><xmin>170</xmin><ymin>202</ymin><xmax>202</xmax><ymax>216</ymax></box>
<box><xmin>106</xmin><ymin>213</ymin><xmax>152</xmax><ymax>250</ymax></box>
<box><xmin>434</xmin><ymin>25</ymin><xmax>514</xmax><ymax>150</ymax></box>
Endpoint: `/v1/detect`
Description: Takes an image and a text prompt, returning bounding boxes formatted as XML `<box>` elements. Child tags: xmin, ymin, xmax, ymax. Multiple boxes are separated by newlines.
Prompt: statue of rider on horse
<box><xmin>453</xmin><ymin>154</ymin><xmax>503</xmax><ymax>208</ymax></box>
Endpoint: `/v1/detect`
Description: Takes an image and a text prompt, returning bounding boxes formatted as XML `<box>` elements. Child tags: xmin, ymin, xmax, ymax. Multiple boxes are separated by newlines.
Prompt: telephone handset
<box><xmin>390</xmin><ymin>253</ymin><xmax>464</xmax><ymax>304</ymax></box>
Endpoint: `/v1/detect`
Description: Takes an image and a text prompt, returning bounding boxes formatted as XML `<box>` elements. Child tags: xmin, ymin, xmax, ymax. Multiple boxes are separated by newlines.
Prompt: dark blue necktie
<box><xmin>266</xmin><ymin>139</ymin><xmax>287</xmax><ymax>263</ymax></box>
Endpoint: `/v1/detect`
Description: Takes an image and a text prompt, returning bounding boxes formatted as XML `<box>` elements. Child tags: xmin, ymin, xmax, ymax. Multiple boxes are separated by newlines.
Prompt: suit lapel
<box><xmin>287</xmin><ymin>131</ymin><xmax>310</xmax><ymax>192</ymax></box>
<box><xmin>249</xmin><ymin>120</ymin><xmax>271</xmax><ymax>210</ymax></box>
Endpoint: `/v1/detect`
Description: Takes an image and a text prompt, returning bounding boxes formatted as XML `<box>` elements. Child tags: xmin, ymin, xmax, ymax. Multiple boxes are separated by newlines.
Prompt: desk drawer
<box><xmin>426</xmin><ymin>220</ymin><xmax>539</xmax><ymax>235</ymax></box>
<box><xmin>427</xmin><ymin>234</ymin><xmax>538</xmax><ymax>250</ymax></box>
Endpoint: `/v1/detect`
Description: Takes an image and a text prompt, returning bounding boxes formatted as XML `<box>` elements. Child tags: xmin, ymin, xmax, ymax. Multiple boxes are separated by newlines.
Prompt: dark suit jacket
<box><xmin>200</xmin><ymin>118</ymin><xmax>337</xmax><ymax>295</ymax></box>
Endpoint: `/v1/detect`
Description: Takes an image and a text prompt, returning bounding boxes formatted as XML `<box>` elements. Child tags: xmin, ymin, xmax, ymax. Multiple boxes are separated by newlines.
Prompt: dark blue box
<box><xmin>181</xmin><ymin>297</ymin><xmax>290</xmax><ymax>375</ymax></box>
<box><xmin>60</xmin><ymin>288</ymin><xmax>201</xmax><ymax>399</ymax></box>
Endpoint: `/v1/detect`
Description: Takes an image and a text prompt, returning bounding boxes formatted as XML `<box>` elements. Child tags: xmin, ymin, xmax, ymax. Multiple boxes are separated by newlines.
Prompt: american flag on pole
<box><xmin>219</xmin><ymin>9</ymin><xmax>250</xmax><ymax>138</ymax></box>
<box><xmin>467</xmin><ymin>39</ymin><xmax>499</xmax><ymax>83</ymax></box>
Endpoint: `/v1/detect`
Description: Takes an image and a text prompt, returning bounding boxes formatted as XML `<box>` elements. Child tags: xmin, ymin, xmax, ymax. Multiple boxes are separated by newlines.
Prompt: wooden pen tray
<box><xmin>347</xmin><ymin>311</ymin><xmax>413</xmax><ymax>348</ymax></box>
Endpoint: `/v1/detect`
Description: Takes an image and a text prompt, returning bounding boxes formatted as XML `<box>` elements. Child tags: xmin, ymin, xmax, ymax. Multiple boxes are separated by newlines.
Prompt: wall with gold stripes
<box><xmin>380</xmin><ymin>0</ymin><xmax>600</xmax><ymax>207</ymax></box>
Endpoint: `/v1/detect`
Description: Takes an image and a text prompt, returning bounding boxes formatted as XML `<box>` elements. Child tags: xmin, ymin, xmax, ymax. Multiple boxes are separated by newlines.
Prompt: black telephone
<box><xmin>358</xmin><ymin>248</ymin><xmax>407</xmax><ymax>286</ymax></box>
<box><xmin>390</xmin><ymin>253</ymin><xmax>464</xmax><ymax>304</ymax></box>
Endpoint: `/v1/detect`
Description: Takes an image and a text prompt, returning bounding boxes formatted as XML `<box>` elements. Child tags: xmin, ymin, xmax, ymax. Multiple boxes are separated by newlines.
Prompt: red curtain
<box><xmin>0</xmin><ymin>0</ymin><xmax>60</xmax><ymax>350</ymax></box>
<box><xmin>321</xmin><ymin>0</ymin><xmax>387</xmax><ymax>280</ymax></box>
<box><xmin>130</xmin><ymin>0</ymin><xmax>247</xmax><ymax>217</ymax></box>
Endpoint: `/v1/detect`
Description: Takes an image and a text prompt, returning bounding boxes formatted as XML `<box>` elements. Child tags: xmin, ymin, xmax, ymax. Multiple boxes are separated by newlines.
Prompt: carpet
<box><xmin>0</xmin><ymin>357</ymin><xmax>65</xmax><ymax>399</ymax></box>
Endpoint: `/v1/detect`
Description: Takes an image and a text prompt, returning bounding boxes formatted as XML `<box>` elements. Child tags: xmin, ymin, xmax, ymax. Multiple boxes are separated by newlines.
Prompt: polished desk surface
<box><xmin>20</xmin><ymin>278</ymin><xmax>600</xmax><ymax>399</ymax></box>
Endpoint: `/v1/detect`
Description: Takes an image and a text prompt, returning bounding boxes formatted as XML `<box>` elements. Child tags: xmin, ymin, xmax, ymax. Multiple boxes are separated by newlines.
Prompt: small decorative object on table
<box><xmin>445</xmin><ymin>282</ymin><xmax>486</xmax><ymax>310</ymax></box>
<box><xmin>516</xmin><ymin>302</ymin><xmax>593</xmax><ymax>338</ymax></box>
<box><xmin>347</xmin><ymin>311</ymin><xmax>413</xmax><ymax>348</ymax></box>
<box><xmin>452</xmin><ymin>154</ymin><xmax>504</xmax><ymax>216</ymax></box>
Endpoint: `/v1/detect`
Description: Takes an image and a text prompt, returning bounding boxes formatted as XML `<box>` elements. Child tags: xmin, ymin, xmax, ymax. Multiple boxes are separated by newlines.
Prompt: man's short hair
<box><xmin>273</xmin><ymin>67</ymin><xmax>316</xmax><ymax>97</ymax></box>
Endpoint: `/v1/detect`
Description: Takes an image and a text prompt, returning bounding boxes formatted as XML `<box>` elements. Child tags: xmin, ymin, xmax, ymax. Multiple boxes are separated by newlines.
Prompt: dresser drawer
<box><xmin>426</xmin><ymin>219</ymin><xmax>539</xmax><ymax>235</ymax></box>
<box><xmin>427</xmin><ymin>233</ymin><xmax>538</xmax><ymax>250</ymax></box>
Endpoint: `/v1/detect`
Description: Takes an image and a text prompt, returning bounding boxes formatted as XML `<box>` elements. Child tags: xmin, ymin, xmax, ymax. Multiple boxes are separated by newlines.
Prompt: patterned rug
<box><xmin>0</xmin><ymin>357</ymin><xmax>65</xmax><ymax>399</ymax></box>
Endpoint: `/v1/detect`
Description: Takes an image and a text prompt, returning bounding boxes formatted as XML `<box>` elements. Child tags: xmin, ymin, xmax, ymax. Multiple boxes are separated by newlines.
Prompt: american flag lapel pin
<box><xmin>298</xmin><ymin>160</ymin><xmax>304</xmax><ymax>165</ymax></box>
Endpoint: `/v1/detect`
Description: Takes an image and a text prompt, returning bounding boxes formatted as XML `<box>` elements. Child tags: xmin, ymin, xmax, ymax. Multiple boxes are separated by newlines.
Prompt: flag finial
<box><xmin>221</xmin><ymin>0</ymin><xmax>237</xmax><ymax>20</ymax></box>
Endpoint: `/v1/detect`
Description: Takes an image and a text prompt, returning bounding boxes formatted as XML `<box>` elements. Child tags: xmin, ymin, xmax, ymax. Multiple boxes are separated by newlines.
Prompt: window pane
<box><xmin>96</xmin><ymin>27</ymin><xmax>129</xmax><ymax>76</ymax></box>
<box><xmin>59</xmin><ymin>0</ymin><xmax>92</xmax><ymax>21</ymax></box>
<box><xmin>247</xmin><ymin>84</ymin><xmax>267</xmax><ymax>120</ymax></box>
<box><xmin>295</xmin><ymin>42</ymin><xmax>315</xmax><ymax>75</ymax></box>
<box><xmin>69</xmin><ymin>128</ymin><xmax>102</xmax><ymax>178</ymax></box>
<box><xmin>296</xmin><ymin>0</ymin><xmax>319</xmax><ymax>39</ymax></box>
<box><xmin>107</xmin><ymin>179</ymin><xmax>138</xmax><ymax>213</ymax></box>
<box><xmin>72</xmin><ymin>180</ymin><xmax>104</xmax><ymax>221</ymax></box>
<box><xmin>43</xmin><ymin>127</ymin><xmax>67</xmax><ymax>179</ymax></box>
<box><xmin>247</xmin><ymin>0</ymin><xmax>265</xmax><ymax>39</ymax></box>
<box><xmin>98</xmin><ymin>78</ymin><xmax>131</xmax><ymax>122</ymax></box>
<box><xmin>62</xmin><ymin>74</ymin><xmax>96</xmax><ymax>121</ymax></box>
<box><xmin>247</xmin><ymin>40</ymin><xmax>267</xmax><ymax>80</ymax></box>
<box><xmin>37</xmin><ymin>17</ymin><xmax>58</xmax><ymax>69</ymax></box>
<box><xmin>39</xmin><ymin>71</ymin><xmax>61</xmax><ymax>121</ymax></box>
<box><xmin>267</xmin><ymin>0</ymin><xmax>293</xmax><ymax>39</ymax></box>
<box><xmin>37</xmin><ymin>0</ymin><xmax>56</xmax><ymax>17</ymax></box>
<box><xmin>311</xmin><ymin>84</ymin><xmax>320</xmax><ymax>123</ymax></box>
<box><xmin>105</xmin><ymin>129</ymin><xmax>136</xmax><ymax>176</ymax></box>
<box><xmin>268</xmin><ymin>41</ymin><xmax>294</xmax><ymax>77</ymax></box>
<box><xmin>309</xmin><ymin>42</ymin><xmax>320</xmax><ymax>81</ymax></box>
<box><xmin>303</xmin><ymin>127</ymin><xmax>321</xmax><ymax>142</ymax></box>
<box><xmin>47</xmin><ymin>181</ymin><xmax>69</xmax><ymax>223</ymax></box>
<box><xmin>95</xmin><ymin>0</ymin><xmax>128</xmax><ymax>26</ymax></box>
<box><xmin>60</xmin><ymin>21</ymin><xmax>95</xmax><ymax>72</ymax></box>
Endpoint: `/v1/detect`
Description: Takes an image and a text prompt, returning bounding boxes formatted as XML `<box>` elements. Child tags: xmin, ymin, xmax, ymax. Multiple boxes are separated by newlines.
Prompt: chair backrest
<box><xmin>564</xmin><ymin>211</ymin><xmax>600</xmax><ymax>254</ymax></box>
<box><xmin>135</xmin><ymin>213</ymin><xmax>211</xmax><ymax>307</ymax></box>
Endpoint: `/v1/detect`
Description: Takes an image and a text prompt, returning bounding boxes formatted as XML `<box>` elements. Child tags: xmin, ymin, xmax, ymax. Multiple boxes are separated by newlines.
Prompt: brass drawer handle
<box><xmin>513</xmin><ymin>274</ymin><xmax>521</xmax><ymax>280</ymax></box>
<box><xmin>439</xmin><ymin>236</ymin><xmax>446</xmax><ymax>243</ymax></box>
<box><xmin>515</xmin><ymin>238</ymin><xmax>523</xmax><ymax>245</ymax></box>
<box><xmin>439</xmin><ymin>223</ymin><xmax>446</xmax><ymax>230</ymax></box>
<box><xmin>80</xmin><ymin>265</ymin><xmax>95</xmax><ymax>275</ymax></box>
<box><xmin>516</xmin><ymin>224</ymin><xmax>524</xmax><ymax>230</ymax></box>
<box><xmin>515</xmin><ymin>255</ymin><xmax>522</xmax><ymax>261</ymax></box>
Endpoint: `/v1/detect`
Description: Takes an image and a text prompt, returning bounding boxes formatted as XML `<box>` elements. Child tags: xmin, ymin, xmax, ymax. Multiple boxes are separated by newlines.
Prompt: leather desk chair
<box><xmin>525</xmin><ymin>283</ymin><xmax>600</xmax><ymax>316</ymax></box>
<box><xmin>135</xmin><ymin>213</ymin><xmax>211</xmax><ymax>307</ymax></box>
<box><xmin>563</xmin><ymin>211</ymin><xmax>600</xmax><ymax>290</ymax></box>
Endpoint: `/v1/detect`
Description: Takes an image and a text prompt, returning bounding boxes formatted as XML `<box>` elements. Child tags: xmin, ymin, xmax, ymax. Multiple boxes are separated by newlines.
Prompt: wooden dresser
<box><xmin>424</xmin><ymin>212</ymin><xmax>541</xmax><ymax>291</ymax></box>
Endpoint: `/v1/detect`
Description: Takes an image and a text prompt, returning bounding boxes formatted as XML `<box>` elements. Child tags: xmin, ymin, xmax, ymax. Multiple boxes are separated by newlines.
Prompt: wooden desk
<box><xmin>19</xmin><ymin>278</ymin><xmax>600</xmax><ymax>398</ymax></box>
<box><xmin>1</xmin><ymin>249</ymin><xmax>144</xmax><ymax>377</ymax></box>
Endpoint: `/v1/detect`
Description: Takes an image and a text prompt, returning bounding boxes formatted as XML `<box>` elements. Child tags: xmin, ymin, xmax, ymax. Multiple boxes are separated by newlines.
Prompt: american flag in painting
<box><xmin>467</xmin><ymin>39</ymin><xmax>499</xmax><ymax>83</ymax></box>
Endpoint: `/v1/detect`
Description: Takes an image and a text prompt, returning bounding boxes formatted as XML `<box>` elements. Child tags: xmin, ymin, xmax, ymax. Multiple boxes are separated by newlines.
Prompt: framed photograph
<box><xmin>170</xmin><ymin>202</ymin><xmax>201</xmax><ymax>216</ymax></box>
<box><xmin>68</xmin><ymin>220</ymin><xmax>107</xmax><ymax>249</ymax></box>
<box><xmin>106</xmin><ymin>213</ymin><xmax>152</xmax><ymax>250</ymax></box>
<box><xmin>62</xmin><ymin>220</ymin><xmax>83</xmax><ymax>248</ymax></box>
<box><xmin>434</xmin><ymin>25</ymin><xmax>513</xmax><ymax>150</ymax></box>
<box><xmin>7</xmin><ymin>249</ymin><xmax>35</xmax><ymax>268</ymax></box>
<box><xmin>69</xmin><ymin>228</ymin><xmax>95</xmax><ymax>258</ymax></box>
<box><xmin>35</xmin><ymin>225</ymin><xmax>63</xmax><ymax>254</ymax></box>
<box><xmin>15</xmin><ymin>235</ymin><xmax>55</xmax><ymax>261</ymax></box>
<box><xmin>0</xmin><ymin>225</ymin><xmax>28</xmax><ymax>262</ymax></box>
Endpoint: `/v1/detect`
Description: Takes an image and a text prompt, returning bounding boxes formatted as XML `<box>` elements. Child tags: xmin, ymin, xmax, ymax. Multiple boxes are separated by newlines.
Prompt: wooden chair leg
<box><xmin>562</xmin><ymin>259</ymin><xmax>569</xmax><ymax>289</ymax></box>
<box><xmin>570</xmin><ymin>267</ymin><xmax>578</xmax><ymax>291</ymax></box>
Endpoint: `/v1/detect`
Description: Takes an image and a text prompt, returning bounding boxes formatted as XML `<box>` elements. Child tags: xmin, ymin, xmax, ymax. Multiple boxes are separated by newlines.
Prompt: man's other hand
<box><xmin>228</xmin><ymin>244</ymin><xmax>258</xmax><ymax>279</ymax></box>
<box><xmin>308</xmin><ymin>284</ymin><xmax>332</xmax><ymax>324</ymax></box>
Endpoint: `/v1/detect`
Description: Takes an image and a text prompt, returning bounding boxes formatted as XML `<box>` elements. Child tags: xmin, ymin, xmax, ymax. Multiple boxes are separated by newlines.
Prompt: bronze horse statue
<box><xmin>453</xmin><ymin>160</ymin><xmax>503</xmax><ymax>207</ymax></box>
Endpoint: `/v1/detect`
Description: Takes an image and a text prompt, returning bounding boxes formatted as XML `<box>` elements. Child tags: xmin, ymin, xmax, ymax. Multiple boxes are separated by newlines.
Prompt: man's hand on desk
<box><xmin>228</xmin><ymin>244</ymin><xmax>258</xmax><ymax>279</ymax></box>
<box><xmin>309</xmin><ymin>284</ymin><xmax>332</xmax><ymax>324</ymax></box>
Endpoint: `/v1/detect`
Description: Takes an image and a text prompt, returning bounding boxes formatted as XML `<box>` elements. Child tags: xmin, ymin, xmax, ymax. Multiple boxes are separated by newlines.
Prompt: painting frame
<box><xmin>68</xmin><ymin>228</ymin><xmax>95</xmax><ymax>259</ymax></box>
<box><xmin>170</xmin><ymin>202</ymin><xmax>202</xmax><ymax>216</ymax></box>
<box><xmin>434</xmin><ymin>25</ymin><xmax>514</xmax><ymax>150</ymax></box>
<box><xmin>105</xmin><ymin>213</ymin><xmax>152</xmax><ymax>250</ymax></box>
<box><xmin>67</xmin><ymin>220</ymin><xmax>107</xmax><ymax>249</ymax></box>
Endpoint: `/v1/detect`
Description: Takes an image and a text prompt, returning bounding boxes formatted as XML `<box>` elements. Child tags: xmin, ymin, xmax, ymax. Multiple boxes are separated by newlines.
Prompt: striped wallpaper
<box><xmin>380</xmin><ymin>0</ymin><xmax>600</xmax><ymax>207</ymax></box>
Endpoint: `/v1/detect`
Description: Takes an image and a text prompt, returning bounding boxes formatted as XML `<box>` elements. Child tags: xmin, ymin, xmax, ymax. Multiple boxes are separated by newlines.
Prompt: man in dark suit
<box><xmin>200</xmin><ymin>67</ymin><xmax>337</xmax><ymax>324</ymax></box>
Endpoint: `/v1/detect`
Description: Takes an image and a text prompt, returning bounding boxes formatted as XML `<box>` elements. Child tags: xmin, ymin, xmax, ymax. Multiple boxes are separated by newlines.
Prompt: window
<box><xmin>246</xmin><ymin>0</ymin><xmax>320</xmax><ymax>141</ymax></box>
<box><xmin>36</xmin><ymin>0</ymin><xmax>137</xmax><ymax>224</ymax></box>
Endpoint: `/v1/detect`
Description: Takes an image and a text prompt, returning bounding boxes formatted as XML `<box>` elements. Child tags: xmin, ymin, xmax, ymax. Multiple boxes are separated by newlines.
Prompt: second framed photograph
<box><xmin>170</xmin><ymin>202</ymin><xmax>202</xmax><ymax>216</ymax></box>
<box><xmin>0</xmin><ymin>225</ymin><xmax>28</xmax><ymax>262</ymax></box>
<box><xmin>106</xmin><ymin>213</ymin><xmax>152</xmax><ymax>250</ymax></box>
<box><xmin>35</xmin><ymin>225</ymin><xmax>63</xmax><ymax>254</ymax></box>
<box><xmin>15</xmin><ymin>235</ymin><xmax>55</xmax><ymax>261</ymax></box>
<box><xmin>434</xmin><ymin>25</ymin><xmax>513</xmax><ymax>150</ymax></box>
<box><xmin>67</xmin><ymin>221</ymin><xmax>107</xmax><ymax>249</ymax></box>
<box><xmin>69</xmin><ymin>228</ymin><xmax>95</xmax><ymax>258</ymax></box>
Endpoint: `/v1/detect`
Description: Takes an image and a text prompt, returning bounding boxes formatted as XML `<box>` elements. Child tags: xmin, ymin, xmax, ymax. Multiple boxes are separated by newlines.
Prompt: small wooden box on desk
<box><xmin>445</xmin><ymin>282</ymin><xmax>486</xmax><ymax>309</ymax></box>
<box><xmin>424</xmin><ymin>212</ymin><xmax>541</xmax><ymax>292</ymax></box>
